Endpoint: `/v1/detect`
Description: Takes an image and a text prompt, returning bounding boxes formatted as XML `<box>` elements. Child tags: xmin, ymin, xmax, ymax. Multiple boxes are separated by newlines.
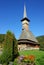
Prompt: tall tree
<box><xmin>1</xmin><ymin>31</ymin><xmax>19</xmax><ymax>64</ymax></box>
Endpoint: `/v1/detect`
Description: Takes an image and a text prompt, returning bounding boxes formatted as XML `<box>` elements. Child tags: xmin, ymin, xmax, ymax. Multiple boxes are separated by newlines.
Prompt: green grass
<box><xmin>19</xmin><ymin>50</ymin><xmax>44</xmax><ymax>65</ymax></box>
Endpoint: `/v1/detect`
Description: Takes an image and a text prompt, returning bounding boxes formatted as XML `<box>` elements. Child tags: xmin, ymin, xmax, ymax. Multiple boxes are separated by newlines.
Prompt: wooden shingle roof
<box><xmin>18</xmin><ymin>29</ymin><xmax>38</xmax><ymax>43</ymax></box>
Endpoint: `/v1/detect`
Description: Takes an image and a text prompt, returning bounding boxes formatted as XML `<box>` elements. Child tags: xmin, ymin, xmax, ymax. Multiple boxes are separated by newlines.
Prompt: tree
<box><xmin>11</xmin><ymin>33</ymin><xmax>19</xmax><ymax>61</ymax></box>
<box><xmin>36</xmin><ymin>35</ymin><xmax>44</xmax><ymax>51</ymax></box>
<box><xmin>1</xmin><ymin>31</ymin><xmax>19</xmax><ymax>64</ymax></box>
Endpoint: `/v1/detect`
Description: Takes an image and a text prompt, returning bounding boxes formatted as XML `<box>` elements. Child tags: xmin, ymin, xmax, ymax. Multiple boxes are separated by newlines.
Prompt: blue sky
<box><xmin>0</xmin><ymin>0</ymin><xmax>44</xmax><ymax>39</ymax></box>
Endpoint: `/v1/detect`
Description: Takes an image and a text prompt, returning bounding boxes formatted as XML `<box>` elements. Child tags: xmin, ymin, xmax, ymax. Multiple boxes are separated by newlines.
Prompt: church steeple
<box><xmin>23</xmin><ymin>4</ymin><xmax>27</xmax><ymax>18</ymax></box>
<box><xmin>21</xmin><ymin>4</ymin><xmax>30</xmax><ymax>31</ymax></box>
<box><xmin>21</xmin><ymin>4</ymin><xmax>30</xmax><ymax>21</ymax></box>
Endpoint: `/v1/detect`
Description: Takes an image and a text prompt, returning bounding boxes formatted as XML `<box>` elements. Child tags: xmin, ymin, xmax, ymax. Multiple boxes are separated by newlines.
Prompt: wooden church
<box><xmin>18</xmin><ymin>5</ymin><xmax>40</xmax><ymax>50</ymax></box>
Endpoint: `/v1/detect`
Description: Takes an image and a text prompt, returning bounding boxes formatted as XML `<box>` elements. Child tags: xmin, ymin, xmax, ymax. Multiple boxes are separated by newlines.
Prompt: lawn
<box><xmin>19</xmin><ymin>50</ymin><xmax>44</xmax><ymax>65</ymax></box>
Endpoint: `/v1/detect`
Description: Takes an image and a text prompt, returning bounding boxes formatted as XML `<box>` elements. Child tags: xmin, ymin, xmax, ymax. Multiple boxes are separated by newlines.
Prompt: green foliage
<box><xmin>14</xmin><ymin>59</ymin><xmax>18</xmax><ymax>65</ymax></box>
<box><xmin>0</xmin><ymin>34</ymin><xmax>5</xmax><ymax>43</ymax></box>
<box><xmin>3</xmin><ymin>31</ymin><xmax>14</xmax><ymax>62</ymax></box>
<box><xmin>36</xmin><ymin>35</ymin><xmax>44</xmax><ymax>43</ymax></box>
<box><xmin>0</xmin><ymin>55</ymin><xmax>2</xmax><ymax>63</ymax></box>
<box><xmin>0</xmin><ymin>31</ymin><xmax>19</xmax><ymax>64</ymax></box>
<box><xmin>36</xmin><ymin>35</ymin><xmax>44</xmax><ymax>51</ymax></box>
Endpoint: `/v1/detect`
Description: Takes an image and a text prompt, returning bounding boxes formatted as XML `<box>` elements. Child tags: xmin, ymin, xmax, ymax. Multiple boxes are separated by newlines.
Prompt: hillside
<box><xmin>36</xmin><ymin>35</ymin><xmax>44</xmax><ymax>44</ymax></box>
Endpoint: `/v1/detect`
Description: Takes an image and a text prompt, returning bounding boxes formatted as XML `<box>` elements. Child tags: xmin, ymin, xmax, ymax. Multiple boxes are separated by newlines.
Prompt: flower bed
<box><xmin>14</xmin><ymin>55</ymin><xmax>35</xmax><ymax>65</ymax></box>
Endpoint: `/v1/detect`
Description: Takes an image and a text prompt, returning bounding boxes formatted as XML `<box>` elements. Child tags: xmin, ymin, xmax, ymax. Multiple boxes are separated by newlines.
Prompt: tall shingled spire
<box><xmin>21</xmin><ymin>4</ymin><xmax>30</xmax><ymax>22</ymax></box>
<box><xmin>23</xmin><ymin>4</ymin><xmax>27</xmax><ymax>18</ymax></box>
<box><xmin>21</xmin><ymin>4</ymin><xmax>30</xmax><ymax>31</ymax></box>
<box><xmin>19</xmin><ymin>4</ymin><xmax>38</xmax><ymax>43</ymax></box>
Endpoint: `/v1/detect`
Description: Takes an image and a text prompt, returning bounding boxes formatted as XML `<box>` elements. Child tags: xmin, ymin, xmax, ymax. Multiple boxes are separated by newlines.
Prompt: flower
<box><xmin>24</xmin><ymin>56</ymin><xmax>28</xmax><ymax>59</ymax></box>
<box><xmin>28</xmin><ymin>55</ymin><xmax>35</xmax><ymax>61</ymax></box>
<box><xmin>19</xmin><ymin>55</ymin><xmax>24</xmax><ymax>61</ymax></box>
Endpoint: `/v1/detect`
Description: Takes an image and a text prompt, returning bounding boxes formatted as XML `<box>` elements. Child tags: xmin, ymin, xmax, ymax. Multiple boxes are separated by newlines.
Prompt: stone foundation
<box><xmin>18</xmin><ymin>44</ymin><xmax>39</xmax><ymax>51</ymax></box>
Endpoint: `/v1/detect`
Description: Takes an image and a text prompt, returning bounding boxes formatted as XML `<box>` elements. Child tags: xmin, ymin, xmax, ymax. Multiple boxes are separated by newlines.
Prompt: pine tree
<box><xmin>1</xmin><ymin>31</ymin><xmax>19</xmax><ymax>64</ymax></box>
